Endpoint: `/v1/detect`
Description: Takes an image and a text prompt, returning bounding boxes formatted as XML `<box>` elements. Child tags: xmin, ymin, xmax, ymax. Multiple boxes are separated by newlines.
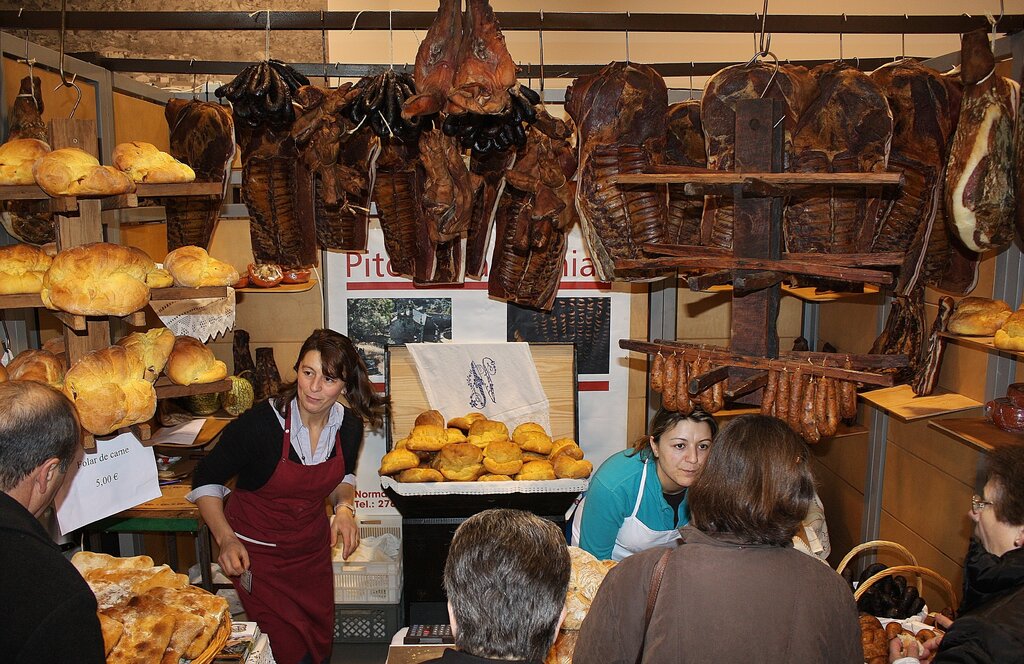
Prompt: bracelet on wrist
<box><xmin>334</xmin><ymin>503</ymin><xmax>356</xmax><ymax>516</ymax></box>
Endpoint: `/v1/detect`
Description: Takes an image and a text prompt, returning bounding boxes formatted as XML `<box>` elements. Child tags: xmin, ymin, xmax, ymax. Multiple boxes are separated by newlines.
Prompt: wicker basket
<box><xmin>853</xmin><ymin>565</ymin><xmax>957</xmax><ymax>612</ymax></box>
<box><xmin>837</xmin><ymin>540</ymin><xmax>921</xmax><ymax>593</ymax></box>
<box><xmin>188</xmin><ymin>615</ymin><xmax>232</xmax><ymax>664</ymax></box>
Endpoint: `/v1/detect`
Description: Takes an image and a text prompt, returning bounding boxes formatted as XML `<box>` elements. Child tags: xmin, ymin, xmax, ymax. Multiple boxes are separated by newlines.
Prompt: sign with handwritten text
<box><xmin>55</xmin><ymin>432</ymin><xmax>161</xmax><ymax>535</ymax></box>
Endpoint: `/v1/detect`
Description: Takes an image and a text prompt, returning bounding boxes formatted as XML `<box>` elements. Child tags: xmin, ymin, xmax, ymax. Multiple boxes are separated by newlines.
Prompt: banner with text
<box><xmin>326</xmin><ymin>223</ymin><xmax>632</xmax><ymax>514</ymax></box>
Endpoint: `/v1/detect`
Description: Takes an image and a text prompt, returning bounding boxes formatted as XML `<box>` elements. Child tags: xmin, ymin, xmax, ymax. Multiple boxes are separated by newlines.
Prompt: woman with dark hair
<box><xmin>572</xmin><ymin>409</ymin><xmax>717</xmax><ymax>561</ymax></box>
<box><xmin>574</xmin><ymin>415</ymin><xmax>861</xmax><ymax>663</ymax></box>
<box><xmin>891</xmin><ymin>445</ymin><xmax>1024</xmax><ymax>664</ymax></box>
<box><xmin>190</xmin><ymin>329</ymin><xmax>387</xmax><ymax>664</ymax></box>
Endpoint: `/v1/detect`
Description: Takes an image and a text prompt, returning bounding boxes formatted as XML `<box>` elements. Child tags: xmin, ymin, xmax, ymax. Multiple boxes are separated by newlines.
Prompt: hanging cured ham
<box><xmin>447</xmin><ymin>0</ymin><xmax>517</xmax><ymax>116</ymax></box>
<box><xmin>414</xmin><ymin>129</ymin><xmax>472</xmax><ymax>285</ymax></box>
<box><xmin>374</xmin><ymin>139</ymin><xmax>426</xmax><ymax>279</ymax></box>
<box><xmin>566</xmin><ymin>61</ymin><xmax>668</xmax><ymax>282</ymax></box>
<box><xmin>868</xmin><ymin>60</ymin><xmax>961</xmax><ymax>296</ymax></box>
<box><xmin>785</xmin><ymin>62</ymin><xmax>893</xmax><ymax>256</ymax></box>
<box><xmin>292</xmin><ymin>85</ymin><xmax>379</xmax><ymax>253</ymax></box>
<box><xmin>664</xmin><ymin>100</ymin><xmax>705</xmax><ymax>246</ymax></box>
<box><xmin>2</xmin><ymin>76</ymin><xmax>55</xmax><ymax>245</ymax></box>
<box><xmin>164</xmin><ymin>99</ymin><xmax>236</xmax><ymax>251</ymax></box>
<box><xmin>403</xmin><ymin>0</ymin><xmax>463</xmax><ymax>120</ymax></box>
<box><xmin>466</xmin><ymin>148</ymin><xmax>513</xmax><ymax>279</ymax></box>
<box><xmin>488</xmin><ymin>117</ymin><xmax>577</xmax><ymax>310</ymax></box>
<box><xmin>946</xmin><ymin>28</ymin><xmax>1018</xmax><ymax>253</ymax></box>
<box><xmin>700</xmin><ymin>63</ymin><xmax>812</xmax><ymax>249</ymax></box>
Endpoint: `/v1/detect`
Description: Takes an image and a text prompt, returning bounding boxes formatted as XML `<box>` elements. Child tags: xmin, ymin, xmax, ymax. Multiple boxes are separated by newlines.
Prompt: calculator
<box><xmin>404</xmin><ymin>624</ymin><xmax>455</xmax><ymax>644</ymax></box>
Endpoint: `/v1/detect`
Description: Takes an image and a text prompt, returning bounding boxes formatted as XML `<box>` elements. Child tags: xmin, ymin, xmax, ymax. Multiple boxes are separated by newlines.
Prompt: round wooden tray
<box><xmin>188</xmin><ymin>615</ymin><xmax>232</xmax><ymax>664</ymax></box>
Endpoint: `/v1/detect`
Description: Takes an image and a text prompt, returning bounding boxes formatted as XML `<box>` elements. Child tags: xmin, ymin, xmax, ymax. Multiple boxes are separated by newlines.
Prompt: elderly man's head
<box><xmin>444</xmin><ymin>509</ymin><xmax>570</xmax><ymax>662</ymax></box>
<box><xmin>970</xmin><ymin>445</ymin><xmax>1024</xmax><ymax>556</ymax></box>
<box><xmin>0</xmin><ymin>380</ymin><xmax>80</xmax><ymax>515</ymax></box>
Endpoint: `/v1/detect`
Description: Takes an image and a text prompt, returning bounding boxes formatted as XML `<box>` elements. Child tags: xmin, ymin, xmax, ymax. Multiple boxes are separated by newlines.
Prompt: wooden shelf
<box><xmin>830</xmin><ymin>422</ymin><xmax>868</xmax><ymax>440</ymax></box>
<box><xmin>859</xmin><ymin>384</ymin><xmax>982</xmax><ymax>422</ymax></box>
<box><xmin>148</xmin><ymin>416</ymin><xmax>233</xmax><ymax>450</ymax></box>
<box><xmin>940</xmin><ymin>332</ymin><xmax>1024</xmax><ymax>359</ymax></box>
<box><xmin>150</xmin><ymin>286</ymin><xmax>229</xmax><ymax>300</ymax></box>
<box><xmin>611</xmin><ymin>171</ymin><xmax>904</xmax><ymax>187</ymax></box>
<box><xmin>0</xmin><ymin>292</ymin><xmax>44</xmax><ymax>309</ymax></box>
<box><xmin>153</xmin><ymin>377</ymin><xmax>231</xmax><ymax>399</ymax></box>
<box><xmin>236</xmin><ymin>279</ymin><xmax>317</xmax><ymax>294</ymax></box>
<box><xmin>135</xmin><ymin>182</ymin><xmax>222</xmax><ymax>198</ymax></box>
<box><xmin>694</xmin><ymin>284</ymin><xmax>882</xmax><ymax>302</ymax></box>
<box><xmin>82</xmin><ymin>421</ymin><xmax>152</xmax><ymax>451</ymax></box>
<box><xmin>929</xmin><ymin>417</ymin><xmax>1024</xmax><ymax>454</ymax></box>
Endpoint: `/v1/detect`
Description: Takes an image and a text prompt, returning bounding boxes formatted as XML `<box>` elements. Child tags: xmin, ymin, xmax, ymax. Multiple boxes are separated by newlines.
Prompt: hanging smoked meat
<box><xmin>252</xmin><ymin>347</ymin><xmax>282</xmax><ymax>403</ymax></box>
<box><xmin>868</xmin><ymin>60</ymin><xmax>961</xmax><ymax>297</ymax></box>
<box><xmin>2</xmin><ymin>76</ymin><xmax>54</xmax><ymax>245</ymax></box>
<box><xmin>164</xmin><ymin>99</ymin><xmax>236</xmax><ymax>250</ymax></box>
<box><xmin>292</xmin><ymin>84</ymin><xmax>379</xmax><ymax>253</ymax></box>
<box><xmin>566</xmin><ymin>61</ymin><xmax>667</xmax><ymax>282</ymax></box>
<box><xmin>488</xmin><ymin>117</ymin><xmax>577</xmax><ymax>310</ymax></box>
<box><xmin>374</xmin><ymin>139</ymin><xmax>426</xmax><ymax>280</ymax></box>
<box><xmin>446</xmin><ymin>0</ymin><xmax>517</xmax><ymax>116</ymax></box>
<box><xmin>785</xmin><ymin>62</ymin><xmax>893</xmax><ymax>257</ymax></box>
<box><xmin>403</xmin><ymin>0</ymin><xmax>463</xmax><ymax>120</ymax></box>
<box><xmin>413</xmin><ymin>129</ymin><xmax>471</xmax><ymax>286</ymax></box>
<box><xmin>466</xmin><ymin>148</ymin><xmax>514</xmax><ymax>279</ymax></box>
<box><xmin>664</xmin><ymin>100</ymin><xmax>705</xmax><ymax>245</ymax></box>
<box><xmin>946</xmin><ymin>28</ymin><xmax>1018</xmax><ymax>253</ymax></box>
<box><xmin>700</xmin><ymin>63</ymin><xmax>812</xmax><ymax>249</ymax></box>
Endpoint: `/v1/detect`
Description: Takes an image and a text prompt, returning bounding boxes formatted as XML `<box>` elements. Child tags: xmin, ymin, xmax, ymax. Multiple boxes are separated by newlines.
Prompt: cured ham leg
<box><xmin>664</xmin><ymin>100</ymin><xmax>705</xmax><ymax>245</ymax></box>
<box><xmin>403</xmin><ymin>0</ymin><xmax>463</xmax><ymax>120</ymax></box>
<box><xmin>374</xmin><ymin>140</ymin><xmax>426</xmax><ymax>279</ymax></box>
<box><xmin>447</xmin><ymin>0</ymin><xmax>517</xmax><ymax>116</ymax></box>
<box><xmin>466</xmin><ymin>148</ymin><xmax>513</xmax><ymax>279</ymax></box>
<box><xmin>164</xmin><ymin>99</ymin><xmax>236</xmax><ymax>250</ymax></box>
<box><xmin>2</xmin><ymin>76</ymin><xmax>54</xmax><ymax>245</ymax></box>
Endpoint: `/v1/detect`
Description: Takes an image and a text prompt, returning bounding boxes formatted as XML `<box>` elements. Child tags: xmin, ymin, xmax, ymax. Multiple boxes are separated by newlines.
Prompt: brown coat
<box><xmin>573</xmin><ymin>525</ymin><xmax>862</xmax><ymax>664</ymax></box>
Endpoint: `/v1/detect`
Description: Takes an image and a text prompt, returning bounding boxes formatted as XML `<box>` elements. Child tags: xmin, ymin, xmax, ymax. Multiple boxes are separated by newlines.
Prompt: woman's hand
<box><xmin>331</xmin><ymin>508</ymin><xmax>361</xmax><ymax>559</ymax></box>
<box><xmin>218</xmin><ymin>536</ymin><xmax>250</xmax><ymax>576</ymax></box>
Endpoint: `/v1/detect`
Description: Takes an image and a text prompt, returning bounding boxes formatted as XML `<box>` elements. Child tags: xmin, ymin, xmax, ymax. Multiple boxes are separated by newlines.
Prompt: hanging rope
<box><xmin>538</xmin><ymin>9</ymin><xmax>545</xmax><ymax>103</ymax></box>
<box><xmin>625</xmin><ymin>12</ymin><xmax>631</xmax><ymax>63</ymax></box>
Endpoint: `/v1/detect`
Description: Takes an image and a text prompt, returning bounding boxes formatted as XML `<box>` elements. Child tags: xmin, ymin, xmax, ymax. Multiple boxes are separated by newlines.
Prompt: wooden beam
<box><xmin>734</xmin><ymin>270</ymin><xmax>786</xmax><ymax>292</ymax></box>
<box><xmin>686</xmin><ymin>271</ymin><xmax>733</xmax><ymax>291</ymax></box>
<box><xmin>643</xmin><ymin>243</ymin><xmax>733</xmax><ymax>258</ymax></box>
<box><xmin>0</xmin><ymin>293</ymin><xmax>44</xmax><ymax>309</ymax></box>
<box><xmin>615</xmin><ymin>256</ymin><xmax>895</xmax><ymax>286</ymax></box>
<box><xmin>783</xmin><ymin>252</ymin><xmax>904</xmax><ymax>267</ymax></box>
<box><xmin>52</xmin><ymin>312</ymin><xmax>86</xmax><ymax>332</ymax></box>
<box><xmin>688</xmin><ymin>365</ymin><xmax>731</xmax><ymax>395</ymax></box>
<box><xmin>136</xmin><ymin>182</ymin><xmax>223</xmax><ymax>198</ymax></box>
<box><xmin>612</xmin><ymin>172</ymin><xmax>905</xmax><ymax>187</ymax></box>
<box><xmin>725</xmin><ymin>371</ymin><xmax>769</xmax><ymax>399</ymax></box>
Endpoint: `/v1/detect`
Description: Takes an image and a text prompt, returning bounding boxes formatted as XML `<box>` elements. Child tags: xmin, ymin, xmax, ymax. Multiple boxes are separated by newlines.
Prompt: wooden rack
<box><xmin>0</xmin><ymin>119</ymin><xmax>230</xmax><ymax>447</ymax></box>
<box><xmin>617</xmin><ymin>98</ymin><xmax>906</xmax><ymax>416</ymax></box>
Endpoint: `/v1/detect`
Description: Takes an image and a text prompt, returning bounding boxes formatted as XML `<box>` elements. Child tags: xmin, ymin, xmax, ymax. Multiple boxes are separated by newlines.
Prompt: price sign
<box><xmin>55</xmin><ymin>432</ymin><xmax>161</xmax><ymax>535</ymax></box>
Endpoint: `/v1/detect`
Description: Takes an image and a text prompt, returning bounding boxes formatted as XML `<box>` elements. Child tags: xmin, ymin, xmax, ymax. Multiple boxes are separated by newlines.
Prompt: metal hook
<box><xmin>758</xmin><ymin>0</ymin><xmax>771</xmax><ymax>54</ymax></box>
<box><xmin>538</xmin><ymin>9</ymin><xmax>545</xmax><ymax>103</ymax></box>
<box><xmin>624</xmin><ymin>12</ymin><xmax>631</xmax><ymax>64</ymax></box>
<box><xmin>349</xmin><ymin>10</ymin><xmax>365</xmax><ymax>33</ymax></box>
<box><xmin>56</xmin><ymin>0</ymin><xmax>82</xmax><ymax>117</ymax></box>
<box><xmin>388</xmin><ymin>9</ymin><xmax>395</xmax><ymax>70</ymax></box>
<box><xmin>321</xmin><ymin>10</ymin><xmax>328</xmax><ymax>82</ymax></box>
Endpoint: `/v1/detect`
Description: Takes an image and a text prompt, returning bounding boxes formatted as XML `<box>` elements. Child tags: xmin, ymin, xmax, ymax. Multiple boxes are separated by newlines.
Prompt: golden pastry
<box><xmin>434</xmin><ymin>442</ymin><xmax>485</xmax><ymax>481</ymax></box>
<box><xmin>468</xmin><ymin>419</ymin><xmax>509</xmax><ymax>447</ymax></box>
<box><xmin>515</xmin><ymin>459</ymin><xmax>556</xmax><ymax>481</ymax></box>
<box><xmin>549</xmin><ymin>438</ymin><xmax>584</xmax><ymax>460</ymax></box>
<box><xmin>447</xmin><ymin>411</ymin><xmax>486</xmax><ymax>432</ymax></box>
<box><xmin>378</xmin><ymin>448</ymin><xmax>420</xmax><ymax>476</ymax></box>
<box><xmin>406</xmin><ymin>424</ymin><xmax>447</xmax><ymax>452</ymax></box>
<box><xmin>553</xmin><ymin>455</ymin><xmax>593</xmax><ymax>479</ymax></box>
<box><xmin>483</xmin><ymin>440</ymin><xmax>524</xmax><ymax>475</ymax></box>
<box><xmin>397</xmin><ymin>467</ymin><xmax>445</xmax><ymax>483</ymax></box>
<box><xmin>415</xmin><ymin>409</ymin><xmax>446</xmax><ymax>428</ymax></box>
<box><xmin>518</xmin><ymin>430</ymin><xmax>553</xmax><ymax>455</ymax></box>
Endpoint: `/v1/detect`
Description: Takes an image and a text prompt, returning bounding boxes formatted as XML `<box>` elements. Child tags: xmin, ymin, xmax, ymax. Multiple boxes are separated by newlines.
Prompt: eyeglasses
<box><xmin>971</xmin><ymin>495</ymin><xmax>994</xmax><ymax>512</ymax></box>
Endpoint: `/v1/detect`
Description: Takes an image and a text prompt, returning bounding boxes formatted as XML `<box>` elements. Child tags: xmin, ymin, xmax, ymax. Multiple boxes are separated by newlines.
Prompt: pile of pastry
<box><xmin>72</xmin><ymin>552</ymin><xmax>230</xmax><ymax>664</ymax></box>
<box><xmin>948</xmin><ymin>296</ymin><xmax>1024</xmax><ymax>350</ymax></box>
<box><xmin>0</xmin><ymin>138</ymin><xmax>195</xmax><ymax>195</ymax></box>
<box><xmin>1</xmin><ymin>327</ymin><xmax>226</xmax><ymax>435</ymax></box>
<box><xmin>0</xmin><ymin>243</ymin><xmax>239</xmax><ymax>311</ymax></box>
<box><xmin>545</xmin><ymin>547</ymin><xmax>616</xmax><ymax>664</ymax></box>
<box><xmin>860</xmin><ymin>614</ymin><xmax>941</xmax><ymax>664</ymax></box>
<box><xmin>379</xmin><ymin>410</ymin><xmax>593</xmax><ymax>483</ymax></box>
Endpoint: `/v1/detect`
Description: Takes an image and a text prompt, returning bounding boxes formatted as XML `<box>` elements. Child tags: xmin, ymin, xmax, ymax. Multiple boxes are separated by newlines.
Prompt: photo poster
<box><xmin>325</xmin><ymin>222</ymin><xmax>632</xmax><ymax>514</ymax></box>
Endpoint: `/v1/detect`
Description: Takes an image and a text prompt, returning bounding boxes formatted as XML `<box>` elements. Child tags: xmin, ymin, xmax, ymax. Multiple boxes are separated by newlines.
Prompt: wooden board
<box><xmin>859</xmin><ymin>385</ymin><xmax>982</xmax><ymax>422</ymax></box>
<box><xmin>148</xmin><ymin>416</ymin><xmax>233</xmax><ymax>450</ymax></box>
<box><xmin>150</xmin><ymin>286</ymin><xmax>229</xmax><ymax>300</ymax></box>
<box><xmin>119</xmin><ymin>483</ymin><xmax>197</xmax><ymax>519</ymax></box>
<box><xmin>385</xmin><ymin>343</ymin><xmax>577</xmax><ymax>446</ymax></box>
<box><xmin>940</xmin><ymin>332</ymin><xmax>1024</xmax><ymax>359</ymax></box>
<box><xmin>929</xmin><ymin>417</ymin><xmax>1024</xmax><ymax>454</ymax></box>
<box><xmin>783</xmin><ymin>284</ymin><xmax>881</xmax><ymax>302</ymax></box>
<box><xmin>236</xmin><ymin>279</ymin><xmax>318</xmax><ymax>294</ymax></box>
<box><xmin>154</xmin><ymin>377</ymin><xmax>232</xmax><ymax>399</ymax></box>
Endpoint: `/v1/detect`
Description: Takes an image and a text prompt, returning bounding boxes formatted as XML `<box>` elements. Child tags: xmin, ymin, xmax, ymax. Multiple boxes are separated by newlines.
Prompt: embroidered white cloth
<box><xmin>152</xmin><ymin>287</ymin><xmax>236</xmax><ymax>343</ymax></box>
<box><xmin>406</xmin><ymin>342</ymin><xmax>551</xmax><ymax>432</ymax></box>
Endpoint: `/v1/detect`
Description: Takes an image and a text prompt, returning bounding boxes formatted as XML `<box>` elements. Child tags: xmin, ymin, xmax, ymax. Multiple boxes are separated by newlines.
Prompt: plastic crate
<box><xmin>333</xmin><ymin>602</ymin><xmax>403</xmax><ymax>643</ymax></box>
<box><xmin>333</xmin><ymin>515</ymin><xmax>402</xmax><ymax>604</ymax></box>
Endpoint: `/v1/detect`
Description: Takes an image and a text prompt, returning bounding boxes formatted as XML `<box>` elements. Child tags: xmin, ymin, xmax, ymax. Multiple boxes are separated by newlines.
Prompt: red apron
<box><xmin>224</xmin><ymin>407</ymin><xmax>344</xmax><ymax>664</ymax></box>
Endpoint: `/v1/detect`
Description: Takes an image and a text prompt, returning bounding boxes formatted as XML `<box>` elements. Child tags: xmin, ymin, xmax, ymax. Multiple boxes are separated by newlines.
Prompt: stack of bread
<box><xmin>948</xmin><ymin>297</ymin><xmax>1013</xmax><ymax>336</ymax></box>
<box><xmin>994</xmin><ymin>302</ymin><xmax>1024</xmax><ymax>351</ymax></box>
<box><xmin>378</xmin><ymin>409</ymin><xmax>593</xmax><ymax>483</ymax></box>
<box><xmin>62</xmin><ymin>345</ymin><xmax>157</xmax><ymax>436</ymax></box>
<box><xmin>72</xmin><ymin>552</ymin><xmax>230</xmax><ymax>664</ymax></box>
<box><xmin>545</xmin><ymin>547</ymin><xmax>616</xmax><ymax>664</ymax></box>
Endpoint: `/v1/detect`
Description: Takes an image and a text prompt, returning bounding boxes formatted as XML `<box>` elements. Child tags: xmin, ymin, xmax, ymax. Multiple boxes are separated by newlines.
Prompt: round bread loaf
<box><xmin>414</xmin><ymin>409</ymin><xmax>446</xmax><ymax>428</ymax></box>
<box><xmin>63</xmin><ymin>345</ymin><xmax>156</xmax><ymax>435</ymax></box>
<box><xmin>116</xmin><ymin>328</ymin><xmax>176</xmax><ymax>383</ymax></box>
<box><xmin>111</xmin><ymin>141</ymin><xmax>195</xmax><ymax>184</ymax></box>
<box><xmin>994</xmin><ymin>310</ymin><xmax>1024</xmax><ymax>350</ymax></box>
<box><xmin>445</xmin><ymin>427</ymin><xmax>468</xmax><ymax>443</ymax></box>
<box><xmin>0</xmin><ymin>138</ymin><xmax>50</xmax><ymax>185</ymax></box>
<box><xmin>515</xmin><ymin>459</ymin><xmax>556</xmax><ymax>481</ymax></box>
<box><xmin>483</xmin><ymin>440</ymin><xmax>524</xmax><ymax>475</ymax></box>
<box><xmin>378</xmin><ymin>448</ymin><xmax>420</xmax><ymax>476</ymax></box>
<box><xmin>33</xmin><ymin>147</ymin><xmax>135</xmax><ymax>197</ymax></box>
<box><xmin>477</xmin><ymin>474</ymin><xmax>512</xmax><ymax>482</ymax></box>
<box><xmin>447</xmin><ymin>412</ymin><xmax>485</xmax><ymax>431</ymax></box>
<box><xmin>517</xmin><ymin>429</ymin><xmax>553</xmax><ymax>455</ymax></box>
<box><xmin>512</xmin><ymin>422</ymin><xmax>546</xmax><ymax>439</ymax></box>
<box><xmin>0</xmin><ymin>243</ymin><xmax>52</xmax><ymax>295</ymax></box>
<box><xmin>163</xmin><ymin>246</ymin><xmax>239</xmax><ymax>287</ymax></box>
<box><xmin>549</xmin><ymin>438</ymin><xmax>584</xmax><ymax>460</ymax></box>
<box><xmin>7</xmin><ymin>348</ymin><xmax>65</xmax><ymax>388</ymax></box>
<box><xmin>41</xmin><ymin>242</ymin><xmax>155</xmax><ymax>316</ymax></box>
<box><xmin>166</xmin><ymin>336</ymin><xmax>228</xmax><ymax>386</ymax></box>
<box><xmin>948</xmin><ymin>297</ymin><xmax>1013</xmax><ymax>336</ymax></box>
<box><xmin>406</xmin><ymin>424</ymin><xmax>447</xmax><ymax>451</ymax></box>
<box><xmin>553</xmin><ymin>455</ymin><xmax>593</xmax><ymax>479</ymax></box>
<box><xmin>468</xmin><ymin>419</ymin><xmax>509</xmax><ymax>447</ymax></box>
<box><xmin>434</xmin><ymin>442</ymin><xmax>484</xmax><ymax>481</ymax></box>
<box><xmin>397</xmin><ymin>467</ymin><xmax>444</xmax><ymax>483</ymax></box>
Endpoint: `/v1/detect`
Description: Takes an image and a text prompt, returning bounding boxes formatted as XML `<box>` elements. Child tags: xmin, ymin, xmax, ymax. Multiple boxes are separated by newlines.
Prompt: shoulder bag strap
<box><xmin>634</xmin><ymin>548</ymin><xmax>672</xmax><ymax>664</ymax></box>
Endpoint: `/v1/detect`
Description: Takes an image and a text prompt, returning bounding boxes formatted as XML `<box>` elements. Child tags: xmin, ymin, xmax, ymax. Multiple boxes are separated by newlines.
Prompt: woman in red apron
<box><xmin>190</xmin><ymin>330</ymin><xmax>388</xmax><ymax>664</ymax></box>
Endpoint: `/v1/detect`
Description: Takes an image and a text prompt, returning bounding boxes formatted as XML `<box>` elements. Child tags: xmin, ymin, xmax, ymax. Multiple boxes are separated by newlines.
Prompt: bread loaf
<box><xmin>433</xmin><ymin>442</ymin><xmax>485</xmax><ymax>481</ymax></box>
<box><xmin>162</xmin><ymin>245</ymin><xmax>238</xmax><ymax>287</ymax></box>
<box><xmin>994</xmin><ymin>309</ymin><xmax>1024</xmax><ymax>350</ymax></box>
<box><xmin>63</xmin><ymin>345</ymin><xmax>156</xmax><ymax>435</ymax></box>
<box><xmin>7</xmin><ymin>348</ymin><xmax>65</xmax><ymax>388</ymax></box>
<box><xmin>0</xmin><ymin>138</ymin><xmax>50</xmax><ymax>185</ymax></box>
<box><xmin>165</xmin><ymin>336</ymin><xmax>228</xmax><ymax>386</ymax></box>
<box><xmin>116</xmin><ymin>328</ymin><xmax>176</xmax><ymax>383</ymax></box>
<box><xmin>32</xmin><ymin>147</ymin><xmax>135</xmax><ymax>197</ymax></box>
<box><xmin>41</xmin><ymin>242</ymin><xmax>155</xmax><ymax>316</ymax></box>
<box><xmin>111</xmin><ymin>141</ymin><xmax>195</xmax><ymax>184</ymax></box>
<box><xmin>948</xmin><ymin>297</ymin><xmax>1013</xmax><ymax>335</ymax></box>
<box><xmin>0</xmin><ymin>243</ymin><xmax>52</xmax><ymax>294</ymax></box>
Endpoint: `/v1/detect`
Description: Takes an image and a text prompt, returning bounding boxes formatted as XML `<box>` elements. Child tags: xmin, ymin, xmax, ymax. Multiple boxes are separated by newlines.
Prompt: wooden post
<box><xmin>729</xmin><ymin>98</ymin><xmax>784</xmax><ymax>404</ymax></box>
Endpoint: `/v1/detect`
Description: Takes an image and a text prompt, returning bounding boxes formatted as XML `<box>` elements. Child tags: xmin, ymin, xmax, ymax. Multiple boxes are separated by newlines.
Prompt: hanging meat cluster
<box><xmin>215</xmin><ymin>60</ymin><xmax>309</xmax><ymax>128</ymax></box>
<box><xmin>343</xmin><ymin>69</ymin><xmax>428</xmax><ymax>143</ymax></box>
<box><xmin>648</xmin><ymin>352</ymin><xmax>727</xmax><ymax>414</ymax></box>
<box><xmin>759</xmin><ymin>366</ymin><xmax>857</xmax><ymax>444</ymax></box>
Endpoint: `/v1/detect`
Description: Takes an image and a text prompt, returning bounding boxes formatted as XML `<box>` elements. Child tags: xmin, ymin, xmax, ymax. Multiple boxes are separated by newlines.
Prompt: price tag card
<box><xmin>55</xmin><ymin>432</ymin><xmax>161</xmax><ymax>535</ymax></box>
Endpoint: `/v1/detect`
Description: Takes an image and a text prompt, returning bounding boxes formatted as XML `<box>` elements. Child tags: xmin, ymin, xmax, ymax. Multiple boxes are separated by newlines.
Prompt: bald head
<box><xmin>0</xmin><ymin>380</ymin><xmax>80</xmax><ymax>492</ymax></box>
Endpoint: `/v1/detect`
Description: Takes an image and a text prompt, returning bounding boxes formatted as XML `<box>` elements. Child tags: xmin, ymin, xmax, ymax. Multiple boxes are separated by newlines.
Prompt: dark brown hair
<box><xmin>628</xmin><ymin>408</ymin><xmax>718</xmax><ymax>459</ymax></box>
<box><xmin>0</xmin><ymin>381</ymin><xmax>80</xmax><ymax>491</ymax></box>
<box><xmin>444</xmin><ymin>509</ymin><xmax>570</xmax><ymax>661</ymax></box>
<box><xmin>986</xmin><ymin>445</ymin><xmax>1024</xmax><ymax>526</ymax></box>
<box><xmin>275</xmin><ymin>329</ymin><xmax>389</xmax><ymax>429</ymax></box>
<box><xmin>688</xmin><ymin>414</ymin><xmax>814</xmax><ymax>546</ymax></box>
